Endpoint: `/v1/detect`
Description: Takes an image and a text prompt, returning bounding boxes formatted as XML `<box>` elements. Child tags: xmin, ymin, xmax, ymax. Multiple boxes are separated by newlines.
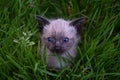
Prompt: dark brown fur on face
<box><xmin>36</xmin><ymin>16</ymin><xmax>86</xmax><ymax>69</ymax></box>
<box><xmin>43</xmin><ymin>35</ymin><xmax>75</xmax><ymax>54</ymax></box>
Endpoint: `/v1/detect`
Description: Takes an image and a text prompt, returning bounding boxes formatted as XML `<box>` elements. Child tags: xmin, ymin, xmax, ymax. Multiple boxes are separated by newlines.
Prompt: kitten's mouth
<box><xmin>50</xmin><ymin>49</ymin><xmax>65</xmax><ymax>55</ymax></box>
<box><xmin>47</xmin><ymin>46</ymin><xmax>65</xmax><ymax>55</ymax></box>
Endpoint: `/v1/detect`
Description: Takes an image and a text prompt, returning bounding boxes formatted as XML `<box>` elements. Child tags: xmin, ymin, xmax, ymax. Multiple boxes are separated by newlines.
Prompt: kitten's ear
<box><xmin>36</xmin><ymin>15</ymin><xmax>50</xmax><ymax>33</ymax></box>
<box><xmin>69</xmin><ymin>17</ymin><xmax>87</xmax><ymax>35</ymax></box>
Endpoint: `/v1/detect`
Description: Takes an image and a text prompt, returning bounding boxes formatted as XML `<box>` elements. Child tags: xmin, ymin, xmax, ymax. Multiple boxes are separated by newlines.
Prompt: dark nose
<box><xmin>54</xmin><ymin>46</ymin><xmax>61</xmax><ymax>50</ymax></box>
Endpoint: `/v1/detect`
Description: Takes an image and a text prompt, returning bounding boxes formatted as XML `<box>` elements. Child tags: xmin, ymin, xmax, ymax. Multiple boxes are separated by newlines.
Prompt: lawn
<box><xmin>0</xmin><ymin>0</ymin><xmax>120</xmax><ymax>80</ymax></box>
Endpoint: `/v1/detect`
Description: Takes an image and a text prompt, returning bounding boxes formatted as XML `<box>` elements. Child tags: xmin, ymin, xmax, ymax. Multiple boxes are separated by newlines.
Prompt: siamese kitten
<box><xmin>36</xmin><ymin>16</ymin><xmax>86</xmax><ymax>69</ymax></box>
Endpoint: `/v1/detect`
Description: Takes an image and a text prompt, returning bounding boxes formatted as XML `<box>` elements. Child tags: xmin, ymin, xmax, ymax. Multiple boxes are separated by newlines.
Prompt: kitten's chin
<box><xmin>50</xmin><ymin>49</ymin><xmax>65</xmax><ymax>55</ymax></box>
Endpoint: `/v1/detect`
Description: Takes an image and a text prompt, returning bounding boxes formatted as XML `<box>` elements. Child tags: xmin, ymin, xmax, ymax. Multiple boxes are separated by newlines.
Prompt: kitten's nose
<box><xmin>54</xmin><ymin>46</ymin><xmax>61</xmax><ymax>50</ymax></box>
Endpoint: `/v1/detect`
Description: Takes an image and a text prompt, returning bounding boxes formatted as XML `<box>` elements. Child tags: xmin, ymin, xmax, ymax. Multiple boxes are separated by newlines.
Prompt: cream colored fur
<box><xmin>41</xmin><ymin>19</ymin><xmax>80</xmax><ymax>69</ymax></box>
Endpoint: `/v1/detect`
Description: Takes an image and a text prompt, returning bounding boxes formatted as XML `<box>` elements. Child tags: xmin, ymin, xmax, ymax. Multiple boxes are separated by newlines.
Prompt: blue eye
<box><xmin>48</xmin><ymin>37</ymin><xmax>55</xmax><ymax>43</ymax></box>
<box><xmin>63</xmin><ymin>37</ymin><xmax>69</xmax><ymax>43</ymax></box>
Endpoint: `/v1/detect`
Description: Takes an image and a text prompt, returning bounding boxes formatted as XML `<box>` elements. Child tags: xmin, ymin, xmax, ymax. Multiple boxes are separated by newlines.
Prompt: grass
<box><xmin>0</xmin><ymin>0</ymin><xmax>120</xmax><ymax>80</ymax></box>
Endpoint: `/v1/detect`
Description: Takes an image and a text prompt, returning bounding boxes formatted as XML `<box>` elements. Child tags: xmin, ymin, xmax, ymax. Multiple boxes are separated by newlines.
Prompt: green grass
<box><xmin>0</xmin><ymin>0</ymin><xmax>120</xmax><ymax>80</ymax></box>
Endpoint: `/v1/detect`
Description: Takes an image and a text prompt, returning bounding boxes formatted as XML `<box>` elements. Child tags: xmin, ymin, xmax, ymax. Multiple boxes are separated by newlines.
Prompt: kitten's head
<box><xmin>36</xmin><ymin>16</ymin><xmax>86</xmax><ymax>54</ymax></box>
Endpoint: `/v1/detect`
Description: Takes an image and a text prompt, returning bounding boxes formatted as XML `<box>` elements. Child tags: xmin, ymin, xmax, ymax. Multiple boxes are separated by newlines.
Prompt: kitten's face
<box><xmin>36</xmin><ymin>16</ymin><xmax>86</xmax><ymax>54</ymax></box>
<box><xmin>42</xmin><ymin>34</ymin><xmax>75</xmax><ymax>54</ymax></box>
<box><xmin>41</xmin><ymin>19</ymin><xmax>77</xmax><ymax>54</ymax></box>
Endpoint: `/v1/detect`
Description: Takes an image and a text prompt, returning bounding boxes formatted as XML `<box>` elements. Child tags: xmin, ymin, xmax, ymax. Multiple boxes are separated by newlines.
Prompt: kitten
<box><xmin>36</xmin><ymin>16</ymin><xmax>86</xmax><ymax>69</ymax></box>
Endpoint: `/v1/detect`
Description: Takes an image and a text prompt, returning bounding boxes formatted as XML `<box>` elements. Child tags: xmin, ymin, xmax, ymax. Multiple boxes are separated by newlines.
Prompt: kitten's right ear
<box><xmin>36</xmin><ymin>15</ymin><xmax>50</xmax><ymax>33</ymax></box>
<box><xmin>69</xmin><ymin>17</ymin><xmax>87</xmax><ymax>35</ymax></box>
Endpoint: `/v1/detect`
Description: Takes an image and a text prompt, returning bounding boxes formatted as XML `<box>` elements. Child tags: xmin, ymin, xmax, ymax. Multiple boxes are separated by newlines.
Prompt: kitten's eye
<box><xmin>48</xmin><ymin>37</ymin><xmax>55</xmax><ymax>43</ymax></box>
<box><xmin>63</xmin><ymin>37</ymin><xmax>69</xmax><ymax>43</ymax></box>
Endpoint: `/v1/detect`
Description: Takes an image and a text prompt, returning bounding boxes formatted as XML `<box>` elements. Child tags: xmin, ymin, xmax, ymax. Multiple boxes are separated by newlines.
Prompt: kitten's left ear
<box><xmin>69</xmin><ymin>17</ymin><xmax>87</xmax><ymax>35</ymax></box>
<box><xmin>36</xmin><ymin>15</ymin><xmax>50</xmax><ymax>33</ymax></box>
